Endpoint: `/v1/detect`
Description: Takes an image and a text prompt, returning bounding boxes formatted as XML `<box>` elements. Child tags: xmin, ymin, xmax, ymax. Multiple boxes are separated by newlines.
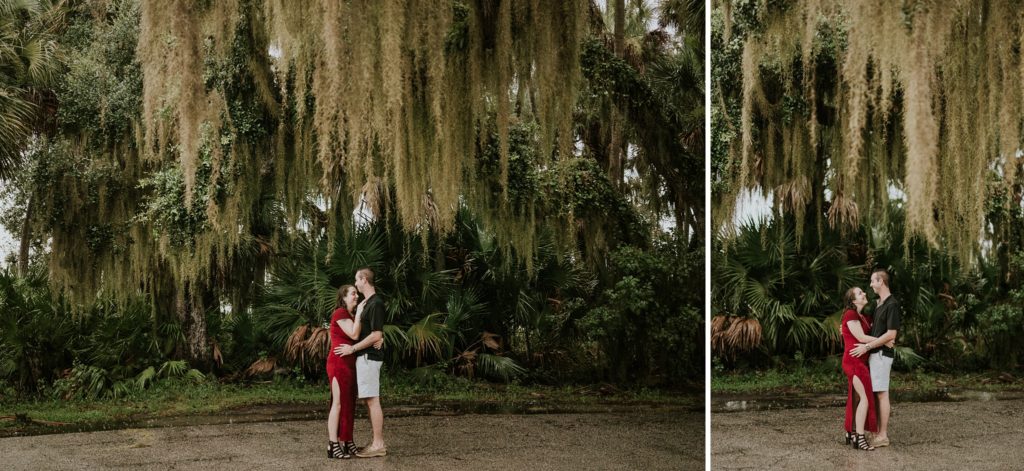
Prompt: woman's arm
<box><xmin>846</xmin><ymin>320</ymin><xmax>879</xmax><ymax>344</ymax></box>
<box><xmin>338</xmin><ymin>318</ymin><xmax>359</xmax><ymax>340</ymax></box>
<box><xmin>337</xmin><ymin>302</ymin><xmax>365</xmax><ymax>340</ymax></box>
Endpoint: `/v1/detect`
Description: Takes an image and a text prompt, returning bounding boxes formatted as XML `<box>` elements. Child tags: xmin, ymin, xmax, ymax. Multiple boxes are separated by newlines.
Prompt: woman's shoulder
<box><xmin>332</xmin><ymin>307</ymin><xmax>351</xmax><ymax>319</ymax></box>
<box><xmin>841</xmin><ymin>309</ymin><xmax>858</xmax><ymax>320</ymax></box>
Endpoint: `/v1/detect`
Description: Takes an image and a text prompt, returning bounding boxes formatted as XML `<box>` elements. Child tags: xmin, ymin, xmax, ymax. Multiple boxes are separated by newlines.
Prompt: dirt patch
<box><xmin>0</xmin><ymin>408</ymin><xmax>702</xmax><ymax>470</ymax></box>
<box><xmin>712</xmin><ymin>398</ymin><xmax>1024</xmax><ymax>470</ymax></box>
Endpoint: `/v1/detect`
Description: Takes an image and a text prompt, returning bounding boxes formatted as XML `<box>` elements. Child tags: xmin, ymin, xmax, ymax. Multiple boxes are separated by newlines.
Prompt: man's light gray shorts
<box><xmin>356</xmin><ymin>355</ymin><xmax>383</xmax><ymax>399</ymax></box>
<box><xmin>869</xmin><ymin>352</ymin><xmax>893</xmax><ymax>392</ymax></box>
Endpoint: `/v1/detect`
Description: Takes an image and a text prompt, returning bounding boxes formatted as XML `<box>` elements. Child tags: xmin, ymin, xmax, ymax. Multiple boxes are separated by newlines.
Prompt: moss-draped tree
<box><xmin>713</xmin><ymin>0</ymin><xmax>1024</xmax><ymax>264</ymax></box>
<box><xmin>17</xmin><ymin>0</ymin><xmax>701</xmax><ymax>369</ymax></box>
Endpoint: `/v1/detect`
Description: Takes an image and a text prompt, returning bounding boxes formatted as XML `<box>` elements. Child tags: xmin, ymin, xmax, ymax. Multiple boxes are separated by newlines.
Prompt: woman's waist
<box><xmin>326</xmin><ymin>355</ymin><xmax>356</xmax><ymax>365</ymax></box>
<box><xmin>841</xmin><ymin>354</ymin><xmax>869</xmax><ymax>364</ymax></box>
<box><xmin>329</xmin><ymin>336</ymin><xmax>356</xmax><ymax>347</ymax></box>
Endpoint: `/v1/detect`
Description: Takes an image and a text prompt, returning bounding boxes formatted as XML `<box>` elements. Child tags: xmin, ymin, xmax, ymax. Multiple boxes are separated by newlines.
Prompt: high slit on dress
<box><xmin>326</xmin><ymin>307</ymin><xmax>357</xmax><ymax>442</ymax></box>
<box><xmin>841</xmin><ymin>308</ymin><xmax>878</xmax><ymax>434</ymax></box>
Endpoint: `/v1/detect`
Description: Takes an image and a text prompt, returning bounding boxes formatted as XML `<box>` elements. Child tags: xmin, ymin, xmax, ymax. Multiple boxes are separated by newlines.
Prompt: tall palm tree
<box><xmin>0</xmin><ymin>0</ymin><xmax>61</xmax><ymax>178</ymax></box>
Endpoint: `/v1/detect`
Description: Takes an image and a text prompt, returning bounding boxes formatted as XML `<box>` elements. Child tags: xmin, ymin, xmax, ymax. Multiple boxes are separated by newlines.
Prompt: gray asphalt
<box><xmin>0</xmin><ymin>408</ymin><xmax>702</xmax><ymax>470</ymax></box>
<box><xmin>712</xmin><ymin>398</ymin><xmax>1024</xmax><ymax>470</ymax></box>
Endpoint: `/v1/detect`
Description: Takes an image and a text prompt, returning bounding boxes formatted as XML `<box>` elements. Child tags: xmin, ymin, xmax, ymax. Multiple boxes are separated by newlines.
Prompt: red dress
<box><xmin>841</xmin><ymin>309</ymin><xmax>878</xmax><ymax>433</ymax></box>
<box><xmin>326</xmin><ymin>307</ymin><xmax>357</xmax><ymax>441</ymax></box>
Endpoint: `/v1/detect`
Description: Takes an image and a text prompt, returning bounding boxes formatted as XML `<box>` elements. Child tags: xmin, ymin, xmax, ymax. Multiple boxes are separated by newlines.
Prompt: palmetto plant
<box><xmin>713</xmin><ymin>217</ymin><xmax>859</xmax><ymax>358</ymax></box>
<box><xmin>862</xmin><ymin>204</ymin><xmax>970</xmax><ymax>368</ymax></box>
<box><xmin>0</xmin><ymin>0</ymin><xmax>62</xmax><ymax>178</ymax></box>
<box><xmin>0</xmin><ymin>267</ymin><xmax>73</xmax><ymax>391</ymax></box>
<box><xmin>251</xmin><ymin>226</ymin><xmax>388</xmax><ymax>375</ymax></box>
<box><xmin>251</xmin><ymin>209</ymin><xmax>536</xmax><ymax>383</ymax></box>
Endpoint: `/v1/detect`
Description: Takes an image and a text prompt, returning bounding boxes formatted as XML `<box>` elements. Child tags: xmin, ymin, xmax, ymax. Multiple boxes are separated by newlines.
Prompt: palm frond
<box><xmin>134</xmin><ymin>365</ymin><xmax>156</xmax><ymax>390</ymax></box>
<box><xmin>158</xmin><ymin>360</ymin><xmax>188</xmax><ymax>379</ymax></box>
<box><xmin>475</xmin><ymin>353</ymin><xmax>526</xmax><ymax>383</ymax></box>
<box><xmin>405</xmin><ymin>313</ymin><xmax>449</xmax><ymax>365</ymax></box>
<box><xmin>894</xmin><ymin>346</ymin><xmax>926</xmax><ymax>369</ymax></box>
<box><xmin>244</xmin><ymin>357</ymin><xmax>276</xmax><ymax>377</ymax></box>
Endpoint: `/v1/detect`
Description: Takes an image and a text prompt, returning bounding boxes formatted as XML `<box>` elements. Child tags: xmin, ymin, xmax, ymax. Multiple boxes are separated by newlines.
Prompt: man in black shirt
<box><xmin>336</xmin><ymin>267</ymin><xmax>387</xmax><ymax>457</ymax></box>
<box><xmin>850</xmin><ymin>268</ymin><xmax>900</xmax><ymax>448</ymax></box>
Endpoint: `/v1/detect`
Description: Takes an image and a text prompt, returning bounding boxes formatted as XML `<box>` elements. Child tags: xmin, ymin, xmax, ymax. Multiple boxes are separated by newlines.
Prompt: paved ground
<box><xmin>712</xmin><ymin>398</ymin><xmax>1024</xmax><ymax>470</ymax></box>
<box><xmin>0</xmin><ymin>407</ymin><xmax>702</xmax><ymax>470</ymax></box>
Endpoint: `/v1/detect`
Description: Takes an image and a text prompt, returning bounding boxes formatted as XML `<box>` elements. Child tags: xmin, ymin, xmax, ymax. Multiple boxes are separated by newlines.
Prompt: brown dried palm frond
<box><xmin>244</xmin><ymin>357</ymin><xmax>277</xmax><ymax>377</ymax></box>
<box><xmin>211</xmin><ymin>340</ymin><xmax>223</xmax><ymax>367</ymax></box>
<box><xmin>285</xmin><ymin>324</ymin><xmax>309</xmax><ymax>363</ymax></box>
<box><xmin>454</xmin><ymin>350</ymin><xmax>478</xmax><ymax>379</ymax></box>
<box><xmin>826</xmin><ymin>192</ymin><xmax>859</xmax><ymax>230</ymax></box>
<box><xmin>710</xmin><ymin>315</ymin><xmax>729</xmax><ymax>354</ymax></box>
<box><xmin>724</xmin><ymin>317</ymin><xmax>762</xmax><ymax>353</ymax></box>
<box><xmin>304</xmin><ymin>327</ymin><xmax>330</xmax><ymax>365</ymax></box>
<box><xmin>774</xmin><ymin>177</ymin><xmax>810</xmax><ymax>214</ymax></box>
<box><xmin>481</xmin><ymin>331</ymin><xmax>502</xmax><ymax>351</ymax></box>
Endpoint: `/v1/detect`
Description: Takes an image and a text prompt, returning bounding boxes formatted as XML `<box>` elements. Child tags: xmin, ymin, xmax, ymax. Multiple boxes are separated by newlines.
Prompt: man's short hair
<box><xmin>357</xmin><ymin>267</ymin><xmax>375</xmax><ymax>286</ymax></box>
<box><xmin>872</xmin><ymin>268</ymin><xmax>890</xmax><ymax>288</ymax></box>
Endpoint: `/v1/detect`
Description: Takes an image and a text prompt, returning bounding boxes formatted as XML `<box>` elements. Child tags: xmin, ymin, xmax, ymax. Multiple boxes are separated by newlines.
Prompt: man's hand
<box><xmin>373</xmin><ymin>337</ymin><xmax>384</xmax><ymax>350</ymax></box>
<box><xmin>334</xmin><ymin>344</ymin><xmax>355</xmax><ymax>357</ymax></box>
<box><xmin>849</xmin><ymin>343</ymin><xmax>871</xmax><ymax>358</ymax></box>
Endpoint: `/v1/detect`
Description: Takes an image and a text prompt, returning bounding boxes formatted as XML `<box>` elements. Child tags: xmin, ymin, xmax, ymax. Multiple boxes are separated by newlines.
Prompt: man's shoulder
<box><xmin>880</xmin><ymin>295</ymin><xmax>900</xmax><ymax>309</ymax></box>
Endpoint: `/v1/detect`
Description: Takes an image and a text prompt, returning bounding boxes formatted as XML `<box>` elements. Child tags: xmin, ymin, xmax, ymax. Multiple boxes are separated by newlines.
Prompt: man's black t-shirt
<box><xmin>869</xmin><ymin>295</ymin><xmax>901</xmax><ymax>358</ymax></box>
<box><xmin>357</xmin><ymin>294</ymin><xmax>386</xmax><ymax>362</ymax></box>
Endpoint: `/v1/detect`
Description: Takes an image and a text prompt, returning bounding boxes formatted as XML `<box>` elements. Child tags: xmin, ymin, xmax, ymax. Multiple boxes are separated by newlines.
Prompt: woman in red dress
<box><xmin>326</xmin><ymin>285</ymin><xmax>361</xmax><ymax>459</ymax></box>
<box><xmin>841</xmin><ymin>286</ymin><xmax>882</xmax><ymax>451</ymax></box>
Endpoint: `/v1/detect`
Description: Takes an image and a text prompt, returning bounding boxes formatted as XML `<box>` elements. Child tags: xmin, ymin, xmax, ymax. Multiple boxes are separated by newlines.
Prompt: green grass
<box><xmin>0</xmin><ymin>372</ymin><xmax>693</xmax><ymax>433</ymax></box>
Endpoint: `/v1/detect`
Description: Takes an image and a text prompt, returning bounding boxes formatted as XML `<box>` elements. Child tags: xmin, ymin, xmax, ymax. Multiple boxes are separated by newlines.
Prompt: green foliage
<box><xmin>56</xmin><ymin>0</ymin><xmax>141</xmax><ymax>143</ymax></box>
<box><xmin>52</xmin><ymin>359</ymin><xmax>206</xmax><ymax>400</ymax></box>
<box><xmin>580</xmin><ymin>233</ymin><xmax>703</xmax><ymax>386</ymax></box>
<box><xmin>975</xmin><ymin>301</ymin><xmax>1024</xmax><ymax>370</ymax></box>
<box><xmin>715</xmin><ymin>202</ymin><xmax>1024</xmax><ymax>374</ymax></box>
<box><xmin>0</xmin><ymin>266</ymin><xmax>198</xmax><ymax>396</ymax></box>
<box><xmin>713</xmin><ymin>216</ymin><xmax>855</xmax><ymax>359</ymax></box>
<box><xmin>0</xmin><ymin>267</ymin><xmax>75</xmax><ymax>392</ymax></box>
<box><xmin>0</xmin><ymin>0</ymin><xmax>63</xmax><ymax>177</ymax></box>
<box><xmin>1</xmin><ymin>0</ymin><xmax>703</xmax><ymax>396</ymax></box>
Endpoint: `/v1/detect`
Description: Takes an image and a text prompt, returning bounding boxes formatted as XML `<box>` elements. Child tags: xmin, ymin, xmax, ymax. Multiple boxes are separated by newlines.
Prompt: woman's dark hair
<box><xmin>335</xmin><ymin>284</ymin><xmax>357</xmax><ymax>309</ymax></box>
<box><xmin>843</xmin><ymin>287</ymin><xmax>860</xmax><ymax>311</ymax></box>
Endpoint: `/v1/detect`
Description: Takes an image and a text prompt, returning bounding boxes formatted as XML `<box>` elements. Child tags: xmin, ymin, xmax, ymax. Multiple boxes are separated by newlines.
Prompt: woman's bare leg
<box><xmin>852</xmin><ymin>375</ymin><xmax>868</xmax><ymax>434</ymax></box>
<box><xmin>328</xmin><ymin>376</ymin><xmax>341</xmax><ymax>442</ymax></box>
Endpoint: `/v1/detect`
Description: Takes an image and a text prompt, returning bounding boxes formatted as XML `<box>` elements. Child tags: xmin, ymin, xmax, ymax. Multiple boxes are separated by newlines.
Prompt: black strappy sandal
<box><xmin>844</xmin><ymin>431</ymin><xmax>853</xmax><ymax>445</ymax></box>
<box><xmin>343</xmin><ymin>441</ymin><xmax>358</xmax><ymax>458</ymax></box>
<box><xmin>852</xmin><ymin>433</ymin><xmax>874</xmax><ymax>451</ymax></box>
<box><xmin>328</xmin><ymin>441</ymin><xmax>349</xmax><ymax>459</ymax></box>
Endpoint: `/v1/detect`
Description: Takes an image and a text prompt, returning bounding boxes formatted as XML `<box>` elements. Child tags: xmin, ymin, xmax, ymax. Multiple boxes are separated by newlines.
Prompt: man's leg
<box><xmin>366</xmin><ymin>396</ymin><xmax>385</xmax><ymax>449</ymax></box>
<box><xmin>876</xmin><ymin>391</ymin><xmax>890</xmax><ymax>439</ymax></box>
<box><xmin>355</xmin><ymin>358</ymin><xmax>386</xmax><ymax>457</ymax></box>
<box><xmin>868</xmin><ymin>352</ymin><xmax>893</xmax><ymax>446</ymax></box>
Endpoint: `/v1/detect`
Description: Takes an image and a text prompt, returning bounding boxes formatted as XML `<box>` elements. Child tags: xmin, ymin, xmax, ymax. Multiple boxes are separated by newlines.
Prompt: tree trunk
<box><xmin>17</xmin><ymin>194</ymin><xmax>33</xmax><ymax>276</ymax></box>
<box><xmin>613</xmin><ymin>0</ymin><xmax>625</xmax><ymax>57</ymax></box>
<box><xmin>610</xmin><ymin>0</ymin><xmax>627</xmax><ymax>190</ymax></box>
<box><xmin>176</xmin><ymin>282</ymin><xmax>210</xmax><ymax>370</ymax></box>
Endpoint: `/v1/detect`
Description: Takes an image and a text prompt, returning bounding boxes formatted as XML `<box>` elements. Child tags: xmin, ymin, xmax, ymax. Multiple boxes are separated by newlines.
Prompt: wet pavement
<box><xmin>0</xmin><ymin>406</ymin><xmax>702</xmax><ymax>470</ymax></box>
<box><xmin>712</xmin><ymin>396</ymin><xmax>1024</xmax><ymax>470</ymax></box>
<box><xmin>711</xmin><ymin>389</ymin><xmax>1024</xmax><ymax>413</ymax></box>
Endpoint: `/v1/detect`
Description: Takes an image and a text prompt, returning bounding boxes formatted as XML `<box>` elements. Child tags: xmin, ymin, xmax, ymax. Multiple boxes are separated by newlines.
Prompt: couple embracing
<box><xmin>840</xmin><ymin>268</ymin><xmax>901</xmax><ymax>451</ymax></box>
<box><xmin>325</xmin><ymin>268</ymin><xmax>388</xmax><ymax>459</ymax></box>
